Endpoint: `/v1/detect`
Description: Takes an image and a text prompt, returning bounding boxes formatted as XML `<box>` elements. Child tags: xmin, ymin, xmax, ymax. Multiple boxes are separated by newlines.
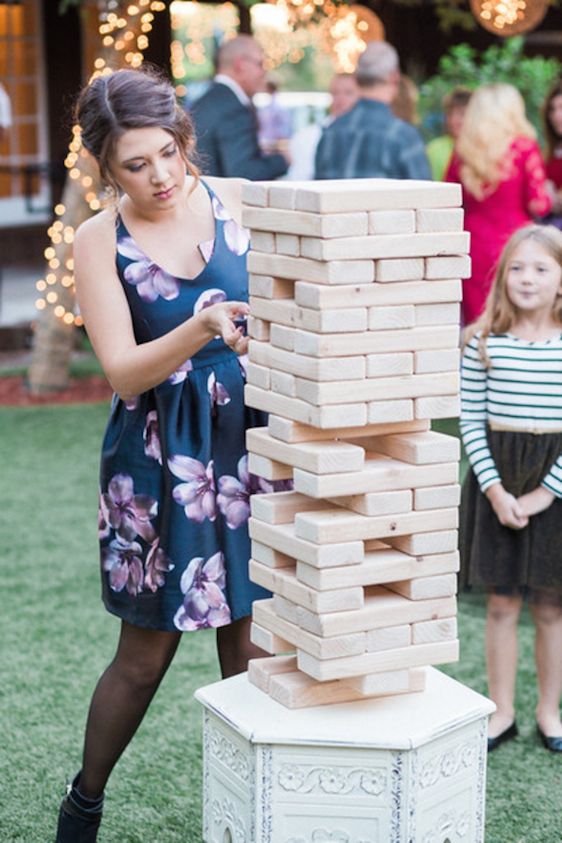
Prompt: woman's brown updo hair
<box><xmin>75</xmin><ymin>67</ymin><xmax>199</xmax><ymax>190</ymax></box>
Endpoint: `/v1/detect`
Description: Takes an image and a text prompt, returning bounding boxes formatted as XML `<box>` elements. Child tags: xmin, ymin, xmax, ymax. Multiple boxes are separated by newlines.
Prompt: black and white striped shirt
<box><xmin>460</xmin><ymin>332</ymin><xmax>562</xmax><ymax>497</ymax></box>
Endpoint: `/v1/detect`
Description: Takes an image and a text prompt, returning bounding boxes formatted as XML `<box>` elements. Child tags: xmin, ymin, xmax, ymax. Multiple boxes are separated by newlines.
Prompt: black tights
<box><xmin>78</xmin><ymin>615</ymin><xmax>266</xmax><ymax>800</ymax></box>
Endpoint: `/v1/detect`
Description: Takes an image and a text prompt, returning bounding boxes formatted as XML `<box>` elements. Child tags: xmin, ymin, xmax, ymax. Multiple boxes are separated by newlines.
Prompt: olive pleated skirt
<box><xmin>460</xmin><ymin>429</ymin><xmax>562</xmax><ymax>601</ymax></box>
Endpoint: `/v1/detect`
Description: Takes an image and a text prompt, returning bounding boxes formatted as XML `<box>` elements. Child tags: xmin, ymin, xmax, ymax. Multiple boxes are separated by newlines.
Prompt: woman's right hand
<box><xmin>198</xmin><ymin>301</ymin><xmax>250</xmax><ymax>356</ymax></box>
<box><xmin>485</xmin><ymin>483</ymin><xmax>528</xmax><ymax>530</ymax></box>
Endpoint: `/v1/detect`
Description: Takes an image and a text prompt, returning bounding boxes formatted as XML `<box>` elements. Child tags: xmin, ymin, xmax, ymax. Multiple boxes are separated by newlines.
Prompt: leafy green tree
<box><xmin>419</xmin><ymin>37</ymin><xmax>561</xmax><ymax>142</ymax></box>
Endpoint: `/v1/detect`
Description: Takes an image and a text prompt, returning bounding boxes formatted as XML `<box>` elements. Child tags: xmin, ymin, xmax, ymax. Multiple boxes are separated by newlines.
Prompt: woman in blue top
<box><xmin>55</xmin><ymin>67</ymin><xmax>281</xmax><ymax>842</ymax></box>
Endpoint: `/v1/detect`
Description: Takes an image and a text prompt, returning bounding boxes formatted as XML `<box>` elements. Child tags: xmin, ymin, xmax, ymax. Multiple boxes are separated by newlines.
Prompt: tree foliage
<box><xmin>419</xmin><ymin>36</ymin><xmax>561</xmax><ymax>141</ymax></box>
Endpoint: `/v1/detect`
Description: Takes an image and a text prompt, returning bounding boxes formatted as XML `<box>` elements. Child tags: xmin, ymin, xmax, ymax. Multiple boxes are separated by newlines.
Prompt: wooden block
<box><xmin>266</xmin><ymin>670</ymin><xmax>359</xmax><ymax>707</ymax></box>
<box><xmin>250</xmin><ymin>297</ymin><xmax>368</xmax><ymax>334</ymax></box>
<box><xmin>295</xmin><ymin>278</ymin><xmax>462</xmax><ymax>309</ymax></box>
<box><xmin>366</xmin><ymin>624</ymin><xmax>411</xmax><ymax>652</ymax></box>
<box><xmin>268</xmin><ymin>183</ymin><xmax>303</xmax><ymax>209</ymax></box>
<box><xmin>247</xmin><ymin>654</ymin><xmax>298</xmax><ymax>693</ymax></box>
<box><xmin>247</xmin><ymin>452</ymin><xmax>293</xmax><ymax>481</ymax></box>
<box><xmin>294</xmin><ymin>179</ymin><xmax>461</xmax><ymax>214</ymax></box>
<box><xmin>247</xmin><ymin>251</ymin><xmax>375</xmax><ymax>285</ymax></box>
<box><xmin>245</xmin><ymin>384</ymin><xmax>367</xmax><ymax>430</ymax></box>
<box><xmin>253</xmin><ymin>599</ymin><xmax>367</xmax><ymax>660</ymax></box>
<box><xmin>249</xmin><ymin>274</ymin><xmax>294</xmax><ymax>300</ymax></box>
<box><xmin>425</xmin><ymin>255</ymin><xmax>471</xmax><ymax>279</ymax></box>
<box><xmin>295</xmin><ymin>372</ymin><xmax>459</xmax><ymax>406</ymax></box>
<box><xmin>297</xmin><ymin>638</ymin><xmax>459</xmax><ymax>681</ymax></box>
<box><xmin>368</xmin><ymin>209</ymin><xmax>416</xmax><ymax>234</ymax></box>
<box><xmin>273</xmin><ymin>593</ymin><xmax>300</xmax><ymax>624</ymax></box>
<box><xmin>247</xmin><ymin>428</ymin><xmax>365</xmax><ymax>475</ymax></box>
<box><xmin>293</xmin><ymin>325</ymin><xmax>460</xmax><ymax>357</ymax></box>
<box><xmin>296</xmin><ymin>549</ymin><xmax>460</xmax><ymax>592</ymax></box>
<box><xmin>241</xmin><ymin>181</ymin><xmax>277</xmax><ymax>207</ymax></box>
<box><xmin>294</xmin><ymin>506</ymin><xmax>458</xmax><ymax>545</ymax></box>
<box><xmin>249</xmin><ymin>518</ymin><xmax>365</xmax><ymax>568</ymax></box>
<box><xmin>328</xmin><ymin>488</ymin><xmax>412</xmax><ymax>517</ymax></box>
<box><xmin>415</xmin><ymin>394</ymin><xmax>460</xmax><ymax>419</ymax></box>
<box><xmin>386</xmin><ymin>573</ymin><xmax>457</xmax><ymax>600</ymax></box>
<box><xmin>416</xmin><ymin>208</ymin><xmax>464</xmax><ymax>232</ymax></box>
<box><xmin>270</xmin><ymin>323</ymin><xmax>295</xmax><ymax>351</ymax></box>
<box><xmin>300</xmin><ymin>232</ymin><xmax>469</xmax><ymax>263</ymax></box>
<box><xmin>411</xmin><ymin>617</ymin><xmax>457</xmax><ymax>645</ymax></box>
<box><xmin>347</xmin><ymin>667</ymin><xmax>426</xmax><ymax>695</ymax></box>
<box><xmin>387</xmin><ymin>530</ymin><xmax>458</xmax><ymax>556</ymax></box>
<box><xmin>249</xmin><ymin>340</ymin><xmax>366</xmax><ymax>382</ymax></box>
<box><xmin>250</xmin><ymin>622</ymin><xmax>294</xmax><ymax>654</ymax></box>
<box><xmin>246</xmin><ymin>361</ymin><xmax>270</xmax><ymax>390</ymax></box>
<box><xmin>415</xmin><ymin>302</ymin><xmax>460</xmax><ymax>326</ymax></box>
<box><xmin>251</xmin><ymin>541</ymin><xmax>294</xmax><ymax>569</ymax></box>
<box><xmin>414</xmin><ymin>348</ymin><xmax>460</xmax><ymax>374</ymax></box>
<box><xmin>248</xmin><ymin>317</ymin><xmax>270</xmax><ymax>341</ymax></box>
<box><xmin>366</xmin><ymin>352</ymin><xmax>413</xmax><ymax>378</ymax></box>
<box><xmin>414</xmin><ymin>484</ymin><xmax>461</xmax><ymax>511</ymax></box>
<box><xmin>351</xmin><ymin>430</ymin><xmax>460</xmax><ymax>465</ymax></box>
<box><xmin>242</xmin><ymin>206</ymin><xmax>369</xmax><ymax>238</ymax></box>
<box><xmin>369</xmin><ymin>305</ymin><xmax>415</xmax><ymax>331</ymax></box>
<box><xmin>293</xmin><ymin>454</ymin><xmax>459</xmax><ymax>498</ymax></box>
<box><xmin>268</xmin><ymin>415</ymin><xmax>429</xmax><ymax>444</ymax></box>
<box><xmin>270</xmin><ymin>369</ymin><xmax>297</xmax><ymax>397</ymax></box>
<box><xmin>250</xmin><ymin>491</ymin><xmax>332</xmax><ymax>525</ymax></box>
<box><xmin>250</xmin><ymin>559</ymin><xmax>364</xmax><ymax>613</ymax></box>
<box><xmin>368</xmin><ymin>400</ymin><xmax>413</xmax><ymax>424</ymax></box>
<box><xmin>276</xmin><ymin>233</ymin><xmax>300</xmax><ymax>256</ymax></box>
<box><xmin>376</xmin><ymin>258</ymin><xmax>424</xmax><ymax>282</ymax></box>
<box><xmin>251</xmin><ymin>230</ymin><xmax>275</xmax><ymax>253</ymax></box>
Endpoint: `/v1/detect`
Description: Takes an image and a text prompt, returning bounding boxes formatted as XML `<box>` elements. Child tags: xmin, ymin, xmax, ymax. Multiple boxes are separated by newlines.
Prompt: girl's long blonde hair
<box><xmin>464</xmin><ymin>224</ymin><xmax>562</xmax><ymax>365</ymax></box>
<box><xmin>456</xmin><ymin>83</ymin><xmax>536</xmax><ymax>199</ymax></box>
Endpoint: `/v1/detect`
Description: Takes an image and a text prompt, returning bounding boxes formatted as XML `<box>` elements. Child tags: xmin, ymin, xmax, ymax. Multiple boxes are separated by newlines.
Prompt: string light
<box><xmin>469</xmin><ymin>0</ymin><xmax>548</xmax><ymax>35</ymax></box>
<box><xmin>36</xmin><ymin>0</ymin><xmax>165</xmax><ymax>326</ymax></box>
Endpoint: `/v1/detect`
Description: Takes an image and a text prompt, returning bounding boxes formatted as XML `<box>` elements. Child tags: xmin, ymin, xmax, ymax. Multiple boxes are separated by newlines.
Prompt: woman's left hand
<box><xmin>517</xmin><ymin>486</ymin><xmax>556</xmax><ymax>517</ymax></box>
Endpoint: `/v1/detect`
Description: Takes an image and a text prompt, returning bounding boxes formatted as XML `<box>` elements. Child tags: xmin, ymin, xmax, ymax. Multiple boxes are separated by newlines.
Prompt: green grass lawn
<box><xmin>1</xmin><ymin>405</ymin><xmax>561</xmax><ymax>842</ymax></box>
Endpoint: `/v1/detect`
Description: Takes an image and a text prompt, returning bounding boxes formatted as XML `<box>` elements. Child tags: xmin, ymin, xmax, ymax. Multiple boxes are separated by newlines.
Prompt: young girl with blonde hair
<box><xmin>460</xmin><ymin>223</ymin><xmax>562</xmax><ymax>753</ymax></box>
<box><xmin>446</xmin><ymin>83</ymin><xmax>552</xmax><ymax>325</ymax></box>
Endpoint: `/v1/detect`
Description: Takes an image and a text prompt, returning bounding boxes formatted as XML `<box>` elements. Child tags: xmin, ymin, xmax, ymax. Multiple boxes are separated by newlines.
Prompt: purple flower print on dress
<box><xmin>211</xmin><ymin>196</ymin><xmax>250</xmax><ymax>256</ymax></box>
<box><xmin>217</xmin><ymin>455</ymin><xmax>293</xmax><ymax>530</ymax></box>
<box><xmin>102</xmin><ymin>473</ymin><xmax>157</xmax><ymax>543</ymax></box>
<box><xmin>98</xmin><ymin>491</ymin><xmax>110</xmax><ymax>540</ymax></box>
<box><xmin>144</xmin><ymin>537</ymin><xmax>175</xmax><ymax>593</ymax></box>
<box><xmin>102</xmin><ymin>538</ymin><xmax>144</xmax><ymax>595</ymax></box>
<box><xmin>124</xmin><ymin>396</ymin><xmax>139</xmax><ymax>411</ymax></box>
<box><xmin>168</xmin><ymin>455</ymin><xmax>216</xmax><ymax>523</ymax></box>
<box><xmin>117</xmin><ymin>236</ymin><xmax>180</xmax><ymax>303</ymax></box>
<box><xmin>168</xmin><ymin>358</ymin><xmax>193</xmax><ymax>385</ymax></box>
<box><xmin>207</xmin><ymin>372</ymin><xmax>231</xmax><ymax>408</ymax></box>
<box><xmin>193</xmin><ymin>288</ymin><xmax>227</xmax><ymax>315</ymax></box>
<box><xmin>143</xmin><ymin>410</ymin><xmax>162</xmax><ymax>464</ymax></box>
<box><xmin>237</xmin><ymin>353</ymin><xmax>248</xmax><ymax>378</ymax></box>
<box><xmin>199</xmin><ymin>238</ymin><xmax>214</xmax><ymax>264</ymax></box>
<box><xmin>173</xmin><ymin>552</ymin><xmax>231</xmax><ymax>631</ymax></box>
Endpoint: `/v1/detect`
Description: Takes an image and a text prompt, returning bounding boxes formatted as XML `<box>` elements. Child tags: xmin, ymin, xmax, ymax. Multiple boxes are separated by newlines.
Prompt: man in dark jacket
<box><xmin>315</xmin><ymin>41</ymin><xmax>430</xmax><ymax>181</ymax></box>
<box><xmin>191</xmin><ymin>36</ymin><xmax>289</xmax><ymax>181</ymax></box>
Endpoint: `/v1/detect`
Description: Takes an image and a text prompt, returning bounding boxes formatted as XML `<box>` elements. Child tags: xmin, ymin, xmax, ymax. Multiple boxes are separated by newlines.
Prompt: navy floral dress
<box><xmin>98</xmin><ymin>182</ymin><xmax>283</xmax><ymax>632</ymax></box>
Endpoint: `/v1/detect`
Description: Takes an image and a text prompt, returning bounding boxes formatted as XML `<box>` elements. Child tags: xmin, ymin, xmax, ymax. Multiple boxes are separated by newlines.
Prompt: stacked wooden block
<box><xmin>242</xmin><ymin>178</ymin><xmax>469</xmax><ymax>709</ymax></box>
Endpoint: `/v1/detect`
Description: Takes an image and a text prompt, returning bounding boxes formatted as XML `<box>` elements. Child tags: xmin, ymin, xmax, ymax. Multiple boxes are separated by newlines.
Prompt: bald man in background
<box><xmin>191</xmin><ymin>35</ymin><xmax>289</xmax><ymax>180</ymax></box>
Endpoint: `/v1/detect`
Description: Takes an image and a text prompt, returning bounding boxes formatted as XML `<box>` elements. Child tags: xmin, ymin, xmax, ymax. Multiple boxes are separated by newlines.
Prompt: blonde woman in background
<box><xmin>446</xmin><ymin>83</ymin><xmax>552</xmax><ymax>324</ymax></box>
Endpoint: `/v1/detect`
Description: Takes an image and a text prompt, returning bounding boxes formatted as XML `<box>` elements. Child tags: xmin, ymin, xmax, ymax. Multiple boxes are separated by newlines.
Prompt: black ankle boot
<box><xmin>55</xmin><ymin>774</ymin><xmax>103</xmax><ymax>843</ymax></box>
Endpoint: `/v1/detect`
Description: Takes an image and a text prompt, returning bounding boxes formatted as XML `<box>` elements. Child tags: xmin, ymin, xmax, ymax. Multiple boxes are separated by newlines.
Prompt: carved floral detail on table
<box><xmin>277</xmin><ymin>764</ymin><xmax>387</xmax><ymax>797</ymax></box>
<box><xmin>261</xmin><ymin>745</ymin><xmax>274</xmax><ymax>842</ymax></box>
<box><xmin>419</xmin><ymin>739</ymin><xmax>478</xmax><ymax>789</ymax></box>
<box><xmin>208</xmin><ymin>725</ymin><xmax>251</xmax><ymax>781</ymax></box>
<box><xmin>285</xmin><ymin>830</ymin><xmax>373</xmax><ymax>843</ymax></box>
<box><xmin>391</xmin><ymin>751</ymin><xmax>404</xmax><ymax>841</ymax></box>
<box><xmin>211</xmin><ymin>797</ymin><xmax>246</xmax><ymax>843</ymax></box>
<box><xmin>421</xmin><ymin>808</ymin><xmax>471</xmax><ymax>842</ymax></box>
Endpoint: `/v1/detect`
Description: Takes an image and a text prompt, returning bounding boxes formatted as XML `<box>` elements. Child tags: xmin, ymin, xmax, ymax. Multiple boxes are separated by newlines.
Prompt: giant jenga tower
<box><xmin>242</xmin><ymin>178</ymin><xmax>468</xmax><ymax>708</ymax></box>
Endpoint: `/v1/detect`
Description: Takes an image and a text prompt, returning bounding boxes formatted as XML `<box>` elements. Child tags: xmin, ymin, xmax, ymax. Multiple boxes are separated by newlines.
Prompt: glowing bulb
<box><xmin>36</xmin><ymin>299</ymin><xmax>46</xmax><ymax>310</ymax></box>
<box><xmin>46</xmin><ymin>291</ymin><xmax>58</xmax><ymax>303</ymax></box>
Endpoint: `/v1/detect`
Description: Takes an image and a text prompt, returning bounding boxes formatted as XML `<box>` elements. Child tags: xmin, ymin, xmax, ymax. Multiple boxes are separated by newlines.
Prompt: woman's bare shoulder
<box><xmin>204</xmin><ymin>176</ymin><xmax>247</xmax><ymax>225</ymax></box>
<box><xmin>74</xmin><ymin>207</ymin><xmax>118</xmax><ymax>247</ymax></box>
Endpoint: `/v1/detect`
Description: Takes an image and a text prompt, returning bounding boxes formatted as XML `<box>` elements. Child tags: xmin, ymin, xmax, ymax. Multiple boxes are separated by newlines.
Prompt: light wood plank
<box><xmin>294</xmin><ymin>506</ymin><xmax>458</xmax><ymax>544</ymax></box>
<box><xmin>249</xmin><ymin>518</ymin><xmax>365</xmax><ymax>568</ymax></box>
<box><xmin>295</xmin><ymin>279</ymin><xmax>462</xmax><ymax>309</ymax></box>
<box><xmin>247</xmin><ymin>427</ymin><xmax>365</xmax><ymax>474</ymax></box>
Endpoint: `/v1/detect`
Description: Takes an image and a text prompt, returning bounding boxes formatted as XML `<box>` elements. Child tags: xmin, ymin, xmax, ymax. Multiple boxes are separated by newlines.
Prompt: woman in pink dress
<box><xmin>446</xmin><ymin>83</ymin><xmax>552</xmax><ymax>325</ymax></box>
<box><xmin>543</xmin><ymin>79</ymin><xmax>562</xmax><ymax>219</ymax></box>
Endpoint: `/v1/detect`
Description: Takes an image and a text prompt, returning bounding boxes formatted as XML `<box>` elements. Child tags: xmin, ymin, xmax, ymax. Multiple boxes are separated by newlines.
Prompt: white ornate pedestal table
<box><xmin>195</xmin><ymin>667</ymin><xmax>494</xmax><ymax>843</ymax></box>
